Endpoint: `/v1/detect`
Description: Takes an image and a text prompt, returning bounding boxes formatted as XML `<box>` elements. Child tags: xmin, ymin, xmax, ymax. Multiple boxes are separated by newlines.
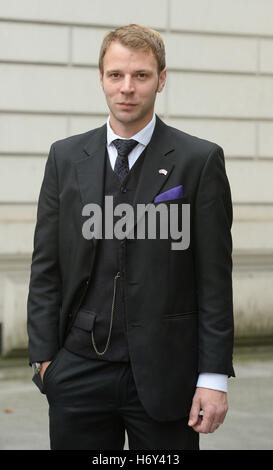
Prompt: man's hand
<box><xmin>188</xmin><ymin>387</ymin><xmax>228</xmax><ymax>433</ymax></box>
<box><xmin>40</xmin><ymin>361</ymin><xmax>52</xmax><ymax>382</ymax></box>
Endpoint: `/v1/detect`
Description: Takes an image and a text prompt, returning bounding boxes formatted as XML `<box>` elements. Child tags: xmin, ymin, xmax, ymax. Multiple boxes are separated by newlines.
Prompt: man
<box><xmin>27</xmin><ymin>24</ymin><xmax>235</xmax><ymax>450</ymax></box>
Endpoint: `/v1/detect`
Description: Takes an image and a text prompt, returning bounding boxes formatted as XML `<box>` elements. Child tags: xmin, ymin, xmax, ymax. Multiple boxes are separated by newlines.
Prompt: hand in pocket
<box><xmin>40</xmin><ymin>361</ymin><xmax>52</xmax><ymax>382</ymax></box>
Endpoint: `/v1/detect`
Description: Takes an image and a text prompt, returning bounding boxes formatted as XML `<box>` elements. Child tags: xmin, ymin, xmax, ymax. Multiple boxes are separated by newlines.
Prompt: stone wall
<box><xmin>0</xmin><ymin>0</ymin><xmax>272</xmax><ymax>355</ymax></box>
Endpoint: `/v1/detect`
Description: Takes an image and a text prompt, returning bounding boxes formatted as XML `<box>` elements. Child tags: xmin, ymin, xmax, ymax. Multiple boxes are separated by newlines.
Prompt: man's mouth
<box><xmin>117</xmin><ymin>103</ymin><xmax>137</xmax><ymax>108</ymax></box>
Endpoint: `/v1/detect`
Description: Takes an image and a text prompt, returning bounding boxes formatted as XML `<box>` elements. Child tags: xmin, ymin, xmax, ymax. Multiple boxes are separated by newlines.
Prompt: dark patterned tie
<box><xmin>112</xmin><ymin>139</ymin><xmax>138</xmax><ymax>185</ymax></box>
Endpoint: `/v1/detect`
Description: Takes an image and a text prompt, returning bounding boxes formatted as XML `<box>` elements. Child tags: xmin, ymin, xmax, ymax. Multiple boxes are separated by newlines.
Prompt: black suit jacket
<box><xmin>27</xmin><ymin>115</ymin><xmax>235</xmax><ymax>421</ymax></box>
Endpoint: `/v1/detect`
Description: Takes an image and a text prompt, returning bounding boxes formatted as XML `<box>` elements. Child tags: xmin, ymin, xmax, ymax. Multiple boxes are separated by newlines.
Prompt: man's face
<box><xmin>100</xmin><ymin>41</ymin><xmax>166</xmax><ymax>132</ymax></box>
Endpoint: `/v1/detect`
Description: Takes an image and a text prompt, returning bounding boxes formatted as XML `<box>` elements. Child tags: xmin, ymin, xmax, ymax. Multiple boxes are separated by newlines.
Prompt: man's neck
<box><xmin>109</xmin><ymin>113</ymin><xmax>154</xmax><ymax>138</ymax></box>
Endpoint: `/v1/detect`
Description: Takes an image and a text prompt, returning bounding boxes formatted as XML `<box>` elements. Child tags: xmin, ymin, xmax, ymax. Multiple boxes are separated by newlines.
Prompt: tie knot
<box><xmin>112</xmin><ymin>139</ymin><xmax>138</xmax><ymax>158</ymax></box>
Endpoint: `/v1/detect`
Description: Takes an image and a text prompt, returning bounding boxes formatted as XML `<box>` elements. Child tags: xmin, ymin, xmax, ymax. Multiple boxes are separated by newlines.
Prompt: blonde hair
<box><xmin>99</xmin><ymin>24</ymin><xmax>166</xmax><ymax>75</ymax></box>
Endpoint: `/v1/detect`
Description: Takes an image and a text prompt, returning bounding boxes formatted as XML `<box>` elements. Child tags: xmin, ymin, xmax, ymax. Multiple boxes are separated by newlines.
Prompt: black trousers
<box><xmin>42</xmin><ymin>347</ymin><xmax>199</xmax><ymax>450</ymax></box>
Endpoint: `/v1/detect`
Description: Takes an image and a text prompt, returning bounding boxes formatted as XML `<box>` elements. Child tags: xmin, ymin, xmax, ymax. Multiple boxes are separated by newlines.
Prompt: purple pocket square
<box><xmin>154</xmin><ymin>185</ymin><xmax>184</xmax><ymax>203</ymax></box>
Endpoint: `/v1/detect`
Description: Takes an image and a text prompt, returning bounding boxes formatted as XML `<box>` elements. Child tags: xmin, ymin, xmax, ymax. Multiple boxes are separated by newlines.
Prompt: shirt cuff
<box><xmin>196</xmin><ymin>373</ymin><xmax>228</xmax><ymax>392</ymax></box>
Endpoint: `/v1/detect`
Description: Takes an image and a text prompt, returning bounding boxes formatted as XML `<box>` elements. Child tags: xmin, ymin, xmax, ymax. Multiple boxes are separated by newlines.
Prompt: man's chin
<box><xmin>113</xmin><ymin>108</ymin><xmax>147</xmax><ymax>124</ymax></box>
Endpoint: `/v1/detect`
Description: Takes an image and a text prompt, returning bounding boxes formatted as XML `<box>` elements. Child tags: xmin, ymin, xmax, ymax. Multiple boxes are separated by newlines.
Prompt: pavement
<box><xmin>0</xmin><ymin>346</ymin><xmax>273</xmax><ymax>451</ymax></box>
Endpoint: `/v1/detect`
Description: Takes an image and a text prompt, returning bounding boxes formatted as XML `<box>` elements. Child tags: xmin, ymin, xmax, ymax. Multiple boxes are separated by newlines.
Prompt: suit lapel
<box><xmin>74</xmin><ymin>123</ymin><xmax>107</xmax><ymax>249</ymax></box>
<box><xmin>129</xmin><ymin>115</ymin><xmax>175</xmax><ymax>235</ymax></box>
<box><xmin>133</xmin><ymin>115</ymin><xmax>175</xmax><ymax>207</ymax></box>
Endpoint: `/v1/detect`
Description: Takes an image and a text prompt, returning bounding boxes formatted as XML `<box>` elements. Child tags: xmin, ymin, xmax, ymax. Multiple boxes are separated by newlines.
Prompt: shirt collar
<box><xmin>107</xmin><ymin>113</ymin><xmax>156</xmax><ymax>147</ymax></box>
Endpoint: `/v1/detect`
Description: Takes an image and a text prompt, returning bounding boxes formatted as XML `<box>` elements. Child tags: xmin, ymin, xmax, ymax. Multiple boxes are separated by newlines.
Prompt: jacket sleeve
<box><xmin>193</xmin><ymin>145</ymin><xmax>235</xmax><ymax>377</ymax></box>
<box><xmin>27</xmin><ymin>143</ymin><xmax>62</xmax><ymax>364</ymax></box>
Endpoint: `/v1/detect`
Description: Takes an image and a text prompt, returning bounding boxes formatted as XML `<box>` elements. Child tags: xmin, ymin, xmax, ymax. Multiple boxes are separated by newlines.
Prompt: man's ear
<box><xmin>157</xmin><ymin>68</ymin><xmax>167</xmax><ymax>93</ymax></box>
<box><xmin>99</xmin><ymin>71</ymin><xmax>103</xmax><ymax>87</ymax></box>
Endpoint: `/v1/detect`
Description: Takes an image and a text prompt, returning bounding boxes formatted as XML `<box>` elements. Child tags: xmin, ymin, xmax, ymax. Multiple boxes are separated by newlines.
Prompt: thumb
<box><xmin>188</xmin><ymin>398</ymin><xmax>201</xmax><ymax>426</ymax></box>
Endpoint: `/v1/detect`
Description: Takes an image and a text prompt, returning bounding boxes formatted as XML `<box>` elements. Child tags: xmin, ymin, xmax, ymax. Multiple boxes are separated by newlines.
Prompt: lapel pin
<box><xmin>159</xmin><ymin>169</ymin><xmax>168</xmax><ymax>175</ymax></box>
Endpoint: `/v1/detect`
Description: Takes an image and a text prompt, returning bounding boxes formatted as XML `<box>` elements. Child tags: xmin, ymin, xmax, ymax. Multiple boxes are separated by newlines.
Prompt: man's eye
<box><xmin>111</xmin><ymin>73</ymin><xmax>120</xmax><ymax>78</ymax></box>
<box><xmin>138</xmin><ymin>73</ymin><xmax>146</xmax><ymax>78</ymax></box>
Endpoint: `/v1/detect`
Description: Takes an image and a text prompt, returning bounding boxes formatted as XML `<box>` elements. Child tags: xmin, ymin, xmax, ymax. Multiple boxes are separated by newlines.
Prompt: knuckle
<box><xmin>192</xmin><ymin>398</ymin><xmax>200</xmax><ymax>407</ymax></box>
<box><xmin>207</xmin><ymin>405</ymin><xmax>216</xmax><ymax>416</ymax></box>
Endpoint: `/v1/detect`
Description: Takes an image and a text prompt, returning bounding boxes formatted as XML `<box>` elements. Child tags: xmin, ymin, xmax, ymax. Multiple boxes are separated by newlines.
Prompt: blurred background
<box><xmin>0</xmin><ymin>0</ymin><xmax>272</xmax><ymax>450</ymax></box>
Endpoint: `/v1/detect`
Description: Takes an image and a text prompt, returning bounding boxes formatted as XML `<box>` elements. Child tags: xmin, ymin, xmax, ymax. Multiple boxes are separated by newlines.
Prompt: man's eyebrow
<box><xmin>105</xmin><ymin>69</ymin><xmax>153</xmax><ymax>74</ymax></box>
<box><xmin>106</xmin><ymin>69</ymin><xmax>120</xmax><ymax>73</ymax></box>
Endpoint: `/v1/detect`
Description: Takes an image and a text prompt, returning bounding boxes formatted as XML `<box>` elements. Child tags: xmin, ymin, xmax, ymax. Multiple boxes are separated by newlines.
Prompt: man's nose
<box><xmin>120</xmin><ymin>76</ymin><xmax>134</xmax><ymax>93</ymax></box>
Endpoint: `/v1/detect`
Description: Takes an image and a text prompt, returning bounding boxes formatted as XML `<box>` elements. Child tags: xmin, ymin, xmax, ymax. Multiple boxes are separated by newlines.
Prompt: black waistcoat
<box><xmin>64</xmin><ymin>147</ymin><xmax>147</xmax><ymax>362</ymax></box>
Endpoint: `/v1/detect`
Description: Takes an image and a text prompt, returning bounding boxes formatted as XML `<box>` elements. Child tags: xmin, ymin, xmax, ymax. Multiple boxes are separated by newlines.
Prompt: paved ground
<box><xmin>0</xmin><ymin>346</ymin><xmax>273</xmax><ymax>450</ymax></box>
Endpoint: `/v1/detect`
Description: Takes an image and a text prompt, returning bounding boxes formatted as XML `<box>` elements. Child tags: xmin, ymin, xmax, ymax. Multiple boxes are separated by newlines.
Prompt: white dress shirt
<box><xmin>106</xmin><ymin>114</ymin><xmax>228</xmax><ymax>392</ymax></box>
<box><xmin>107</xmin><ymin>114</ymin><xmax>157</xmax><ymax>170</ymax></box>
